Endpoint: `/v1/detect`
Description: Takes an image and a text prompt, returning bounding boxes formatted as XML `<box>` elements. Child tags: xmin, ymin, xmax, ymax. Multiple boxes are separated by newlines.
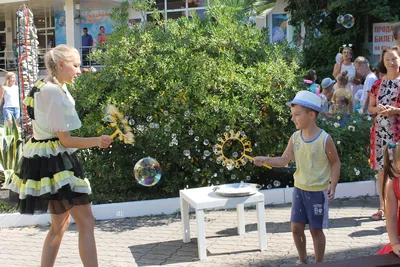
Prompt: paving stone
<box><xmin>0</xmin><ymin>196</ymin><xmax>391</xmax><ymax>266</ymax></box>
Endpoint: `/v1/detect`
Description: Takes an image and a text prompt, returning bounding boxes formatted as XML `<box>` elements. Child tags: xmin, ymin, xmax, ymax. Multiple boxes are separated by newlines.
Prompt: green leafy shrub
<box><xmin>318</xmin><ymin>113</ymin><xmax>375</xmax><ymax>182</ymax></box>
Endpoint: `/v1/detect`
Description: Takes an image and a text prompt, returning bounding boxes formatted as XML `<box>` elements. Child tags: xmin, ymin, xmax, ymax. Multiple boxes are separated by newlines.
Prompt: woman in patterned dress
<box><xmin>9</xmin><ymin>45</ymin><xmax>113</xmax><ymax>267</ymax></box>
<box><xmin>369</xmin><ymin>46</ymin><xmax>400</xmax><ymax>220</ymax></box>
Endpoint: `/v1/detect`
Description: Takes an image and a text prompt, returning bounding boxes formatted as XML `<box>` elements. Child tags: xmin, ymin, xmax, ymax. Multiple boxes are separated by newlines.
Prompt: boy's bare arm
<box><xmin>325</xmin><ymin>135</ymin><xmax>340</xmax><ymax>188</ymax></box>
<box><xmin>253</xmin><ymin>137</ymin><xmax>294</xmax><ymax>167</ymax></box>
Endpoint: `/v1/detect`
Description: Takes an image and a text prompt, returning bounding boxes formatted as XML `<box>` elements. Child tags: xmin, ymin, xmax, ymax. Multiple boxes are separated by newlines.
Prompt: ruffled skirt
<box><xmin>9</xmin><ymin>137</ymin><xmax>91</xmax><ymax>214</ymax></box>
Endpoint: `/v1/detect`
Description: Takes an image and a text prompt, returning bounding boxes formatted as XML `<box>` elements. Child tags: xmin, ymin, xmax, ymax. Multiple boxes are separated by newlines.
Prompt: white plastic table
<box><xmin>179</xmin><ymin>186</ymin><xmax>267</xmax><ymax>260</ymax></box>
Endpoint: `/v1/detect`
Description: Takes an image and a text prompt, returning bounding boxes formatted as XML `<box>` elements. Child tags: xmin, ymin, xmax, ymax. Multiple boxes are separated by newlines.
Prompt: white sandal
<box><xmin>296</xmin><ymin>258</ymin><xmax>309</xmax><ymax>265</ymax></box>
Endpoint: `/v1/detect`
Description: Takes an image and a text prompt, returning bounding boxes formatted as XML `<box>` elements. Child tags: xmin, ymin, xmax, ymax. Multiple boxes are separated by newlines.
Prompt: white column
<box><xmin>65</xmin><ymin>0</ymin><xmax>76</xmax><ymax>47</ymax></box>
<box><xmin>5</xmin><ymin>9</ymin><xmax>13</xmax><ymax>56</ymax></box>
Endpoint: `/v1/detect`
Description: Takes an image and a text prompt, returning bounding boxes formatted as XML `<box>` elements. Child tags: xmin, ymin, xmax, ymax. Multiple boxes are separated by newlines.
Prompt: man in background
<box><xmin>82</xmin><ymin>27</ymin><xmax>93</xmax><ymax>66</ymax></box>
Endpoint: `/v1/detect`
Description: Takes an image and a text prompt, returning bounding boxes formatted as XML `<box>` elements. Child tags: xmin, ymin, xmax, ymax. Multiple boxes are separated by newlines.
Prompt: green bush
<box><xmin>72</xmin><ymin>3</ymin><xmax>374</xmax><ymax>204</ymax></box>
<box><xmin>318</xmin><ymin>113</ymin><xmax>375</xmax><ymax>182</ymax></box>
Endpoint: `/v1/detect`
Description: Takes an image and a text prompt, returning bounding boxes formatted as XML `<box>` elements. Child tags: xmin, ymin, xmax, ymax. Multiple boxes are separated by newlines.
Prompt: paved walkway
<box><xmin>0</xmin><ymin>196</ymin><xmax>389</xmax><ymax>267</ymax></box>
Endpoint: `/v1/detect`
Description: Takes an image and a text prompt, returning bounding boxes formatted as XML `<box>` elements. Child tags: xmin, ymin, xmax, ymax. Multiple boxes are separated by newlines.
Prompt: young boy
<box><xmin>253</xmin><ymin>91</ymin><xmax>341</xmax><ymax>265</ymax></box>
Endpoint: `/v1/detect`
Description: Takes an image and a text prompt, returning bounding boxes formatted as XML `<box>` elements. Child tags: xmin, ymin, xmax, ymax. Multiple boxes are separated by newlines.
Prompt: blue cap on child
<box><xmin>286</xmin><ymin>90</ymin><xmax>323</xmax><ymax>113</ymax></box>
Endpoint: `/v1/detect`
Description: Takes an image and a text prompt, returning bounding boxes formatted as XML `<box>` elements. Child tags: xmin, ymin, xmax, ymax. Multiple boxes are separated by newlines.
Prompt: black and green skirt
<box><xmin>9</xmin><ymin>137</ymin><xmax>91</xmax><ymax>214</ymax></box>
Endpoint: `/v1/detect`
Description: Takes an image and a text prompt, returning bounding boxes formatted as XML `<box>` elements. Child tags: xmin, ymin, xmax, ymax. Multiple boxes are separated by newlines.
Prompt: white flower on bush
<box><xmin>337</xmin><ymin>140</ymin><xmax>341</xmax><ymax>145</ymax></box>
<box><xmin>337</xmin><ymin>116</ymin><xmax>341</xmax><ymax>120</ymax></box>
<box><xmin>358</xmin><ymin>109</ymin><xmax>363</xmax><ymax>115</ymax></box>
<box><xmin>354</xmin><ymin>167</ymin><xmax>360</xmax><ymax>176</ymax></box>
<box><xmin>334</xmin><ymin>122</ymin><xmax>340</xmax><ymax>128</ymax></box>
<box><xmin>348</xmin><ymin>125</ymin><xmax>355</xmax><ymax>131</ymax></box>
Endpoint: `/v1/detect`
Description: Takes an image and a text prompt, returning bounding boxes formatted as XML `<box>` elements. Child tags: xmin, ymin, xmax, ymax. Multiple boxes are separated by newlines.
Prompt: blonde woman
<box><xmin>0</xmin><ymin>72</ymin><xmax>20</xmax><ymax>126</ymax></box>
<box><xmin>9</xmin><ymin>45</ymin><xmax>113</xmax><ymax>267</ymax></box>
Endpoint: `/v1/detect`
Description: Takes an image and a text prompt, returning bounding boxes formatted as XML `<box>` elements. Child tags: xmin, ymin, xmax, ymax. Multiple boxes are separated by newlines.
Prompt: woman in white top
<box><xmin>9</xmin><ymin>45</ymin><xmax>113</xmax><ymax>267</ymax></box>
<box><xmin>333</xmin><ymin>46</ymin><xmax>356</xmax><ymax>81</ymax></box>
<box><xmin>0</xmin><ymin>72</ymin><xmax>20</xmax><ymax>126</ymax></box>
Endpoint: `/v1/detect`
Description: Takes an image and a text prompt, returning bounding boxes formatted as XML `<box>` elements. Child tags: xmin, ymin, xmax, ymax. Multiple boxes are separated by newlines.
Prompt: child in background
<box><xmin>377</xmin><ymin>143</ymin><xmax>400</xmax><ymax>256</ymax></box>
<box><xmin>304</xmin><ymin>69</ymin><xmax>320</xmax><ymax>95</ymax></box>
<box><xmin>332</xmin><ymin>70</ymin><xmax>353</xmax><ymax>112</ymax></box>
<box><xmin>320</xmin><ymin>77</ymin><xmax>336</xmax><ymax>115</ymax></box>
<box><xmin>253</xmin><ymin>91</ymin><xmax>341</xmax><ymax>265</ymax></box>
<box><xmin>353</xmin><ymin>89</ymin><xmax>363</xmax><ymax>113</ymax></box>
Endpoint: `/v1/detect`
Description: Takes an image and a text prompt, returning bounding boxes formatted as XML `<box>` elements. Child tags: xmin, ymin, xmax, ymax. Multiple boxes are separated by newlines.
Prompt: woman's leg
<box><xmin>378</xmin><ymin>169</ymin><xmax>385</xmax><ymax>209</ymax></box>
<box><xmin>372</xmin><ymin>170</ymin><xmax>385</xmax><ymax>220</ymax></box>
<box><xmin>41</xmin><ymin>212</ymin><xmax>70</xmax><ymax>267</ymax></box>
<box><xmin>69</xmin><ymin>204</ymin><xmax>98</xmax><ymax>267</ymax></box>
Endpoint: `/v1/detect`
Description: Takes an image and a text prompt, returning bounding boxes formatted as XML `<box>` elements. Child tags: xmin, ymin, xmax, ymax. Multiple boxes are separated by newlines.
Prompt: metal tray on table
<box><xmin>212</xmin><ymin>183</ymin><xmax>261</xmax><ymax>197</ymax></box>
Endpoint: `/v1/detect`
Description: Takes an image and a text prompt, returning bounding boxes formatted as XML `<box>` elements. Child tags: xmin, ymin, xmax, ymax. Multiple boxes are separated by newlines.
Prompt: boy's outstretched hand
<box><xmin>327</xmin><ymin>184</ymin><xmax>336</xmax><ymax>200</ymax></box>
<box><xmin>253</xmin><ymin>156</ymin><xmax>268</xmax><ymax>166</ymax></box>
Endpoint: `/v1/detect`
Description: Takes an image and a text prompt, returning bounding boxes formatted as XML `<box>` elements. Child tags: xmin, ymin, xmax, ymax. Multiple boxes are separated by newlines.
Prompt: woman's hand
<box><xmin>378</xmin><ymin>105</ymin><xmax>399</xmax><ymax>116</ymax></box>
<box><xmin>98</xmin><ymin>135</ymin><xmax>113</xmax><ymax>148</ymax></box>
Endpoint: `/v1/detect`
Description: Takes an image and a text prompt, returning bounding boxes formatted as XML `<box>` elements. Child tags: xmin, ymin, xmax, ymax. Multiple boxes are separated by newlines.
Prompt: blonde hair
<box><xmin>3</xmin><ymin>72</ymin><xmax>16</xmax><ymax>86</ymax></box>
<box><xmin>354</xmin><ymin>56</ymin><xmax>370</xmax><ymax>68</ymax></box>
<box><xmin>44</xmin><ymin>44</ymin><xmax>79</xmax><ymax>87</ymax></box>
<box><xmin>336</xmin><ymin>70</ymin><xmax>349</xmax><ymax>87</ymax></box>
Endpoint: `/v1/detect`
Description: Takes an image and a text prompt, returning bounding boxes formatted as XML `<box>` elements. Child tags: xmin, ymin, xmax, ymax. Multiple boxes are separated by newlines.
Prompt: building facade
<box><xmin>0</xmin><ymin>0</ymin><xmax>305</xmax><ymax>69</ymax></box>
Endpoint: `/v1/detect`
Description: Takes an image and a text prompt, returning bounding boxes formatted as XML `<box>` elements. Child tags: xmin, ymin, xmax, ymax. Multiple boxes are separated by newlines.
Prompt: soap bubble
<box><xmin>204</xmin><ymin>150</ymin><xmax>211</xmax><ymax>157</ymax></box>
<box><xmin>137</xmin><ymin>125</ymin><xmax>145</xmax><ymax>132</ymax></box>
<box><xmin>163</xmin><ymin>110</ymin><xmax>169</xmax><ymax>116</ymax></box>
<box><xmin>342</xmin><ymin>14</ymin><xmax>354</xmax><ymax>28</ymax></box>
<box><xmin>194</xmin><ymin>136</ymin><xmax>200</xmax><ymax>142</ymax></box>
<box><xmin>232</xmin><ymin>152</ymin><xmax>239</xmax><ymax>158</ymax></box>
<box><xmin>246</xmin><ymin>176</ymin><xmax>251</xmax><ymax>181</ymax></box>
<box><xmin>214</xmin><ymin>106</ymin><xmax>219</xmax><ymax>112</ymax></box>
<box><xmin>129</xmin><ymin>119</ymin><xmax>135</xmax><ymax>126</ymax></box>
<box><xmin>164</xmin><ymin>125</ymin><xmax>171</xmax><ymax>132</ymax></box>
<box><xmin>146</xmin><ymin>116</ymin><xmax>153</xmax><ymax>122</ymax></box>
<box><xmin>172</xmin><ymin>133</ymin><xmax>177</xmax><ymax>139</ymax></box>
<box><xmin>184</xmin><ymin>110</ymin><xmax>190</xmax><ymax>117</ymax></box>
<box><xmin>188</xmin><ymin>129</ymin><xmax>194</xmax><ymax>135</ymax></box>
<box><xmin>231</xmin><ymin>174</ymin><xmax>236</xmax><ymax>180</ymax></box>
<box><xmin>213</xmin><ymin>173</ymin><xmax>218</xmax><ymax>177</ymax></box>
<box><xmin>134</xmin><ymin>157</ymin><xmax>162</xmax><ymax>187</ymax></box>
<box><xmin>336</xmin><ymin>15</ymin><xmax>344</xmax><ymax>24</ymax></box>
<box><xmin>273</xmin><ymin>180</ymin><xmax>281</xmax><ymax>187</ymax></box>
<box><xmin>226</xmin><ymin>160</ymin><xmax>235</xmax><ymax>170</ymax></box>
<box><xmin>183</xmin><ymin>150</ymin><xmax>190</xmax><ymax>157</ymax></box>
<box><xmin>203</xmin><ymin>139</ymin><xmax>209</xmax><ymax>145</ymax></box>
<box><xmin>266</xmin><ymin>184</ymin><xmax>272</xmax><ymax>189</ymax></box>
<box><xmin>225</xmin><ymin>126</ymin><xmax>230</xmax><ymax>131</ymax></box>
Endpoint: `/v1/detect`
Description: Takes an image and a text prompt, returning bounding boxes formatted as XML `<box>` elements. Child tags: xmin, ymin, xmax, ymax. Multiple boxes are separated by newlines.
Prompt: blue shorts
<box><xmin>4</xmin><ymin>107</ymin><xmax>20</xmax><ymax>121</ymax></box>
<box><xmin>290</xmin><ymin>187</ymin><xmax>328</xmax><ymax>229</ymax></box>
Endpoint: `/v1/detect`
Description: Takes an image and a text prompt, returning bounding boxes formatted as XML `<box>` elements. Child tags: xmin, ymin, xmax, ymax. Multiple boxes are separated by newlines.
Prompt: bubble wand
<box><xmin>104</xmin><ymin>105</ymin><xmax>134</xmax><ymax>144</ymax></box>
<box><xmin>214</xmin><ymin>130</ymin><xmax>272</xmax><ymax>169</ymax></box>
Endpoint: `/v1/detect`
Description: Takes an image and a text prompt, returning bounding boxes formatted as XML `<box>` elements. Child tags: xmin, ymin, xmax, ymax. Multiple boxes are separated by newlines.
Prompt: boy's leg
<box><xmin>291</xmin><ymin>187</ymin><xmax>308</xmax><ymax>263</ymax></box>
<box><xmin>304</xmin><ymin>190</ymin><xmax>329</xmax><ymax>262</ymax></box>
<box><xmin>309</xmin><ymin>228</ymin><xmax>325</xmax><ymax>262</ymax></box>
<box><xmin>291</xmin><ymin>222</ymin><xmax>307</xmax><ymax>262</ymax></box>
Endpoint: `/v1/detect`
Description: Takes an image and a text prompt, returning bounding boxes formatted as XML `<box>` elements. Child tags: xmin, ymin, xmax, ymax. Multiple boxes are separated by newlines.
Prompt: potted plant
<box><xmin>0</xmin><ymin>115</ymin><xmax>23</xmax><ymax>202</ymax></box>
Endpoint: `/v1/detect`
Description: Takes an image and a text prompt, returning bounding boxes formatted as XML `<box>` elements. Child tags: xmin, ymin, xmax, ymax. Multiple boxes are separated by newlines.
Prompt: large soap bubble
<box><xmin>134</xmin><ymin>157</ymin><xmax>162</xmax><ymax>186</ymax></box>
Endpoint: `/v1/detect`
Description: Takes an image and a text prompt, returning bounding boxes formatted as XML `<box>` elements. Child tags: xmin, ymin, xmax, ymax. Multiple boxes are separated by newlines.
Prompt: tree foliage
<box><xmin>285</xmin><ymin>0</ymin><xmax>400</xmax><ymax>79</ymax></box>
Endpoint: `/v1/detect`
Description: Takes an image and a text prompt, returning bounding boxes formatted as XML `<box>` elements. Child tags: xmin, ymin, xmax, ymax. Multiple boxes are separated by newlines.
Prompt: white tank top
<box><xmin>340</xmin><ymin>63</ymin><xmax>356</xmax><ymax>80</ymax></box>
<box><xmin>3</xmin><ymin>85</ymin><xmax>20</xmax><ymax>108</ymax></box>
